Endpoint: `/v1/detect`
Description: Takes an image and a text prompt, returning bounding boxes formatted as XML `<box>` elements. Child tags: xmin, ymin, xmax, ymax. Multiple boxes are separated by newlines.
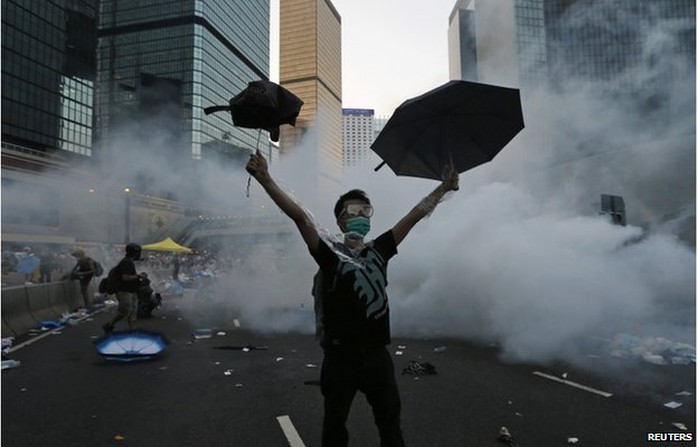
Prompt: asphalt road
<box><xmin>2</xmin><ymin>297</ymin><xmax>695</xmax><ymax>447</ymax></box>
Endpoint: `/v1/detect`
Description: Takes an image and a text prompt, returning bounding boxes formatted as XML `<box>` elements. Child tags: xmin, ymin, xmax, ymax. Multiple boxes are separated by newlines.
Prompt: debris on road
<box><xmin>192</xmin><ymin>328</ymin><xmax>213</xmax><ymax>340</ymax></box>
<box><xmin>497</xmin><ymin>426</ymin><xmax>516</xmax><ymax>445</ymax></box>
<box><xmin>433</xmin><ymin>346</ymin><xmax>446</xmax><ymax>353</ymax></box>
<box><xmin>672</xmin><ymin>422</ymin><xmax>688</xmax><ymax>431</ymax></box>
<box><xmin>609</xmin><ymin>333</ymin><xmax>696</xmax><ymax>365</ymax></box>
<box><xmin>1</xmin><ymin>359</ymin><xmax>21</xmax><ymax>370</ymax></box>
<box><xmin>567</xmin><ymin>437</ymin><xmax>579</xmax><ymax>444</ymax></box>
<box><xmin>402</xmin><ymin>360</ymin><xmax>437</xmax><ymax>376</ymax></box>
<box><xmin>664</xmin><ymin>401</ymin><xmax>683</xmax><ymax>409</ymax></box>
<box><xmin>2</xmin><ymin>337</ymin><xmax>14</xmax><ymax>355</ymax></box>
<box><xmin>213</xmin><ymin>345</ymin><xmax>269</xmax><ymax>351</ymax></box>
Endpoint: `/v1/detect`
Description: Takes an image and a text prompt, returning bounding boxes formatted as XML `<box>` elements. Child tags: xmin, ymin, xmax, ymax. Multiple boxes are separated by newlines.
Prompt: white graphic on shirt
<box><xmin>338</xmin><ymin>249</ymin><xmax>388</xmax><ymax>320</ymax></box>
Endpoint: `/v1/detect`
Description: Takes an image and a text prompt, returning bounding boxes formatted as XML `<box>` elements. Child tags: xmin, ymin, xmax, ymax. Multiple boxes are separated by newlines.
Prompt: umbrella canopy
<box><xmin>94</xmin><ymin>330</ymin><xmax>169</xmax><ymax>362</ymax></box>
<box><xmin>371</xmin><ymin>80</ymin><xmax>524</xmax><ymax>181</ymax></box>
<box><xmin>141</xmin><ymin>237</ymin><xmax>192</xmax><ymax>254</ymax></box>
<box><xmin>16</xmin><ymin>255</ymin><xmax>39</xmax><ymax>274</ymax></box>
<box><xmin>204</xmin><ymin>80</ymin><xmax>303</xmax><ymax>142</ymax></box>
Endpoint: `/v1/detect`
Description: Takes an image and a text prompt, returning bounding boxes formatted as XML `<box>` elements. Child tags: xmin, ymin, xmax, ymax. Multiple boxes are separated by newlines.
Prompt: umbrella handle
<box><xmin>203</xmin><ymin>105</ymin><xmax>230</xmax><ymax>115</ymax></box>
<box><xmin>374</xmin><ymin>161</ymin><xmax>386</xmax><ymax>172</ymax></box>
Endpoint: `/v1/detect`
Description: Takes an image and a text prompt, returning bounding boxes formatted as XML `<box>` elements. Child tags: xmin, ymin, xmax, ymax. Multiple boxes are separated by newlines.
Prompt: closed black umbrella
<box><xmin>371</xmin><ymin>80</ymin><xmax>524</xmax><ymax>181</ymax></box>
<box><xmin>204</xmin><ymin>80</ymin><xmax>304</xmax><ymax>142</ymax></box>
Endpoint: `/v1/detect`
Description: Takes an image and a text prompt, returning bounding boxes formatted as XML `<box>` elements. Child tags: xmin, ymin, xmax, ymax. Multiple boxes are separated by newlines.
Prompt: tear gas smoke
<box><xmin>4</xmin><ymin>2</ymin><xmax>691</xmax><ymax>378</ymax></box>
<box><xmin>217</xmin><ymin>3</ymin><xmax>695</xmax><ymax>376</ymax></box>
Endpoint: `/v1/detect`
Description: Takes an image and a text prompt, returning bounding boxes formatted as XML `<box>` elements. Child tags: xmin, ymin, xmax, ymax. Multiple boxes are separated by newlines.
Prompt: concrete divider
<box><xmin>2</xmin><ymin>314</ymin><xmax>15</xmax><ymax>338</ymax></box>
<box><xmin>2</xmin><ymin>286</ymin><xmax>38</xmax><ymax>338</ymax></box>
<box><xmin>2</xmin><ymin>280</ymin><xmax>86</xmax><ymax>338</ymax></box>
<box><xmin>27</xmin><ymin>284</ymin><xmax>62</xmax><ymax>324</ymax></box>
<box><xmin>47</xmin><ymin>282</ymin><xmax>70</xmax><ymax>318</ymax></box>
<box><xmin>63</xmin><ymin>281</ymin><xmax>83</xmax><ymax>310</ymax></box>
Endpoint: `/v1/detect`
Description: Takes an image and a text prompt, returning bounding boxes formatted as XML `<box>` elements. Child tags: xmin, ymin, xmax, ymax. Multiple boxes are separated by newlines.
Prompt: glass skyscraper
<box><xmin>95</xmin><ymin>0</ymin><xmax>270</xmax><ymax>165</ymax></box>
<box><xmin>447</xmin><ymin>0</ymin><xmax>695</xmax><ymax>240</ymax></box>
<box><xmin>1</xmin><ymin>0</ymin><xmax>273</xmax><ymax>244</ymax></box>
<box><xmin>2</xmin><ymin>0</ymin><xmax>99</xmax><ymax>158</ymax></box>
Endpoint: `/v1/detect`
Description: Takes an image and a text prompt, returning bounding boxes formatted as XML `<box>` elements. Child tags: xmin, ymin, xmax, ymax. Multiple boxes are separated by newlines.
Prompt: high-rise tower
<box><xmin>95</xmin><ymin>1</ymin><xmax>270</xmax><ymax>171</ymax></box>
<box><xmin>279</xmin><ymin>0</ymin><xmax>343</xmax><ymax>192</ymax></box>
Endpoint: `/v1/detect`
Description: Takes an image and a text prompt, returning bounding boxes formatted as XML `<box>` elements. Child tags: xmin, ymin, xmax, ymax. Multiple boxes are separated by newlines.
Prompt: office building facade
<box><xmin>447</xmin><ymin>0</ymin><xmax>695</xmax><ymax>239</ymax></box>
<box><xmin>2</xmin><ymin>0</ymin><xmax>99</xmax><ymax>159</ymax></box>
<box><xmin>95</xmin><ymin>1</ymin><xmax>270</xmax><ymax>167</ymax></box>
<box><xmin>544</xmin><ymin>0</ymin><xmax>695</xmax><ymax>96</ymax></box>
<box><xmin>1</xmin><ymin>0</ymin><xmax>273</xmax><ymax>245</ymax></box>
<box><xmin>448</xmin><ymin>0</ymin><xmax>522</xmax><ymax>87</ymax></box>
<box><xmin>279</xmin><ymin>0</ymin><xmax>343</xmax><ymax>191</ymax></box>
<box><xmin>342</xmin><ymin>108</ymin><xmax>375</xmax><ymax>168</ymax></box>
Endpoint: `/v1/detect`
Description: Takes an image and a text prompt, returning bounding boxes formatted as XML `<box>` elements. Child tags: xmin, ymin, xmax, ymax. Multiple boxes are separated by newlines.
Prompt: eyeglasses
<box><xmin>341</xmin><ymin>203</ymin><xmax>374</xmax><ymax>218</ymax></box>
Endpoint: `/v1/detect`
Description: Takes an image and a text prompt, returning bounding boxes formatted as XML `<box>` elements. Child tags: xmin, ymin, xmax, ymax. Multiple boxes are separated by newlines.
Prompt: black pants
<box><xmin>321</xmin><ymin>345</ymin><xmax>405</xmax><ymax>447</ymax></box>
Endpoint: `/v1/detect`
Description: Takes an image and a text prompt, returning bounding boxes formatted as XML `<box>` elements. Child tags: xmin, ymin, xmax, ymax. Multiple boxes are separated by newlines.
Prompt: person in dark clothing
<box><xmin>69</xmin><ymin>248</ymin><xmax>96</xmax><ymax>308</ymax></box>
<box><xmin>136</xmin><ymin>272</ymin><xmax>161</xmax><ymax>318</ymax></box>
<box><xmin>38</xmin><ymin>248</ymin><xmax>53</xmax><ymax>283</ymax></box>
<box><xmin>246</xmin><ymin>149</ymin><xmax>459</xmax><ymax>446</ymax></box>
<box><xmin>172</xmin><ymin>256</ymin><xmax>180</xmax><ymax>281</ymax></box>
<box><xmin>102</xmin><ymin>243</ymin><xmax>144</xmax><ymax>333</ymax></box>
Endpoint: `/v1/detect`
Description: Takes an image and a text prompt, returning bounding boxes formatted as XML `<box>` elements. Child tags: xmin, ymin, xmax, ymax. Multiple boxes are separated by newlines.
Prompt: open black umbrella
<box><xmin>204</xmin><ymin>80</ymin><xmax>304</xmax><ymax>142</ymax></box>
<box><xmin>371</xmin><ymin>80</ymin><xmax>524</xmax><ymax>181</ymax></box>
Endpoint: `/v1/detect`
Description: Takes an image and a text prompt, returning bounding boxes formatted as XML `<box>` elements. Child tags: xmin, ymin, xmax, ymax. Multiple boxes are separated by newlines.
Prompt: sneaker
<box><xmin>102</xmin><ymin>323</ymin><xmax>113</xmax><ymax>335</ymax></box>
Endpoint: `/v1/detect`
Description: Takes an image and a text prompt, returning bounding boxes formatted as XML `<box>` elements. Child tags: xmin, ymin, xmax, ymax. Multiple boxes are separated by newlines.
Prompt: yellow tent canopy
<box><xmin>141</xmin><ymin>237</ymin><xmax>192</xmax><ymax>253</ymax></box>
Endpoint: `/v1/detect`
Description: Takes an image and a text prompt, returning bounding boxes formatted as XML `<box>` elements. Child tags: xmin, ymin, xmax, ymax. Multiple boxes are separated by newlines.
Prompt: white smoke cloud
<box><xmin>7</xmin><ymin>1</ymin><xmax>691</xmax><ymax>380</ymax></box>
<box><xmin>212</xmin><ymin>2</ymin><xmax>695</xmax><ymax>375</ymax></box>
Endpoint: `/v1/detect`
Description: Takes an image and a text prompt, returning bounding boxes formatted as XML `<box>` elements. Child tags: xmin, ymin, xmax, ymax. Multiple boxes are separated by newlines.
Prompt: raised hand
<box><xmin>245</xmin><ymin>149</ymin><xmax>269</xmax><ymax>180</ymax></box>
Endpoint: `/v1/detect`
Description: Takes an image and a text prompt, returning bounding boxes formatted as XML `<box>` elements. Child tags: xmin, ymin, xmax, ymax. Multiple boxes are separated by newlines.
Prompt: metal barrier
<box><xmin>2</xmin><ymin>281</ymin><xmax>83</xmax><ymax>338</ymax></box>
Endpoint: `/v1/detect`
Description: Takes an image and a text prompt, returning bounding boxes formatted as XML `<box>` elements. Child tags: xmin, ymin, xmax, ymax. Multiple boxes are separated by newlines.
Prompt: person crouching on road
<box><xmin>103</xmin><ymin>243</ymin><xmax>144</xmax><ymax>334</ymax></box>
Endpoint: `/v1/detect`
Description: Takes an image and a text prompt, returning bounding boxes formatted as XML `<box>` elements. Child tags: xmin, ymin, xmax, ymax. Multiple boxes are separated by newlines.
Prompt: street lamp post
<box><xmin>124</xmin><ymin>188</ymin><xmax>131</xmax><ymax>244</ymax></box>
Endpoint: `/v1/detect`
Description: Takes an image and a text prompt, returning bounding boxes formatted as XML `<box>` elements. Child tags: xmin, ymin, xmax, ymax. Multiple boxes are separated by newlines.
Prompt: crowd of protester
<box><xmin>1</xmin><ymin>243</ymin><xmax>235</xmax><ymax>290</ymax></box>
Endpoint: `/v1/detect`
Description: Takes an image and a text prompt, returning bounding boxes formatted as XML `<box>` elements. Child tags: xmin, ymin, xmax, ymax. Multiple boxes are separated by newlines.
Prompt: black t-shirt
<box><xmin>114</xmin><ymin>257</ymin><xmax>138</xmax><ymax>293</ymax></box>
<box><xmin>74</xmin><ymin>257</ymin><xmax>95</xmax><ymax>283</ymax></box>
<box><xmin>312</xmin><ymin>230</ymin><xmax>398</xmax><ymax>349</ymax></box>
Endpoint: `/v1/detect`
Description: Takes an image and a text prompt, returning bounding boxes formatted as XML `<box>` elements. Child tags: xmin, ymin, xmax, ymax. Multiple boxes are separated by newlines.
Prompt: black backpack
<box><xmin>91</xmin><ymin>258</ymin><xmax>104</xmax><ymax>277</ymax></box>
<box><xmin>98</xmin><ymin>266</ymin><xmax>120</xmax><ymax>294</ymax></box>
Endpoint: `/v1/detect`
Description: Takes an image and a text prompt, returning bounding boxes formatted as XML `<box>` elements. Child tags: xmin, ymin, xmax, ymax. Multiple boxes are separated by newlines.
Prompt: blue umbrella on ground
<box><xmin>94</xmin><ymin>330</ymin><xmax>169</xmax><ymax>362</ymax></box>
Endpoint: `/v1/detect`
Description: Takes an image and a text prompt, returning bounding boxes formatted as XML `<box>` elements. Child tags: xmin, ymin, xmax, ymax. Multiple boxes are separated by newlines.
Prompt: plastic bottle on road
<box><xmin>2</xmin><ymin>359</ymin><xmax>21</xmax><ymax>370</ymax></box>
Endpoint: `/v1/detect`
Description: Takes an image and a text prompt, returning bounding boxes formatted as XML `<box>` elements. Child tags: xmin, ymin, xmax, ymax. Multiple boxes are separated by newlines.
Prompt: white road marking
<box><xmin>533</xmin><ymin>371</ymin><xmax>613</xmax><ymax>398</ymax></box>
<box><xmin>276</xmin><ymin>415</ymin><xmax>306</xmax><ymax>447</ymax></box>
<box><xmin>233</xmin><ymin>318</ymin><xmax>241</xmax><ymax>328</ymax></box>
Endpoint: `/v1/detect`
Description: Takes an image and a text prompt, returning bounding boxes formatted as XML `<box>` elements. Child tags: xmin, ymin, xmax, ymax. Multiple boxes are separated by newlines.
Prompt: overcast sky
<box><xmin>270</xmin><ymin>0</ymin><xmax>459</xmax><ymax>117</ymax></box>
